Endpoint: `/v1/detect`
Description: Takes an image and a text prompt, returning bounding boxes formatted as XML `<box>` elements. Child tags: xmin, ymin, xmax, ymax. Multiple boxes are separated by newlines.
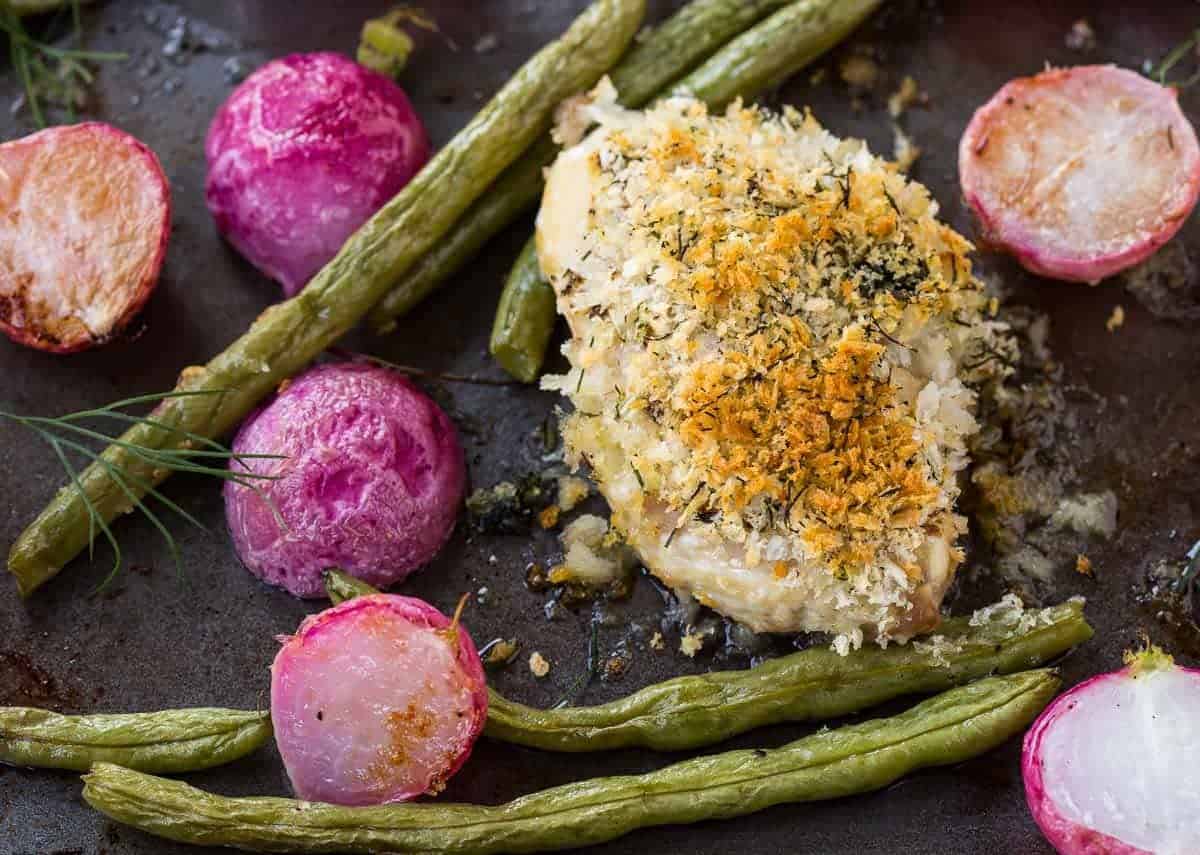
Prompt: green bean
<box><xmin>486</xmin><ymin>599</ymin><xmax>1089</xmax><ymax>751</ymax></box>
<box><xmin>81</xmin><ymin>670</ymin><xmax>1058</xmax><ymax>853</ymax></box>
<box><xmin>489</xmin><ymin>240</ymin><xmax>557</xmax><ymax>382</ymax></box>
<box><xmin>321</xmin><ymin>573</ymin><xmax>1088</xmax><ymax>754</ymax></box>
<box><xmin>0</xmin><ymin>707</ymin><xmax>270</xmax><ymax>773</ymax></box>
<box><xmin>487</xmin><ymin>0</ymin><xmax>884</xmax><ymax>382</ymax></box>
<box><xmin>6</xmin><ymin>0</ymin><xmax>646</xmax><ymax>598</ymax></box>
<box><xmin>367</xmin><ymin>0</ymin><xmax>798</xmax><ymax>334</ymax></box>
<box><xmin>321</xmin><ymin>568</ymin><xmax>380</xmax><ymax>604</ymax></box>
<box><xmin>670</xmin><ymin>0</ymin><xmax>881</xmax><ymax>104</ymax></box>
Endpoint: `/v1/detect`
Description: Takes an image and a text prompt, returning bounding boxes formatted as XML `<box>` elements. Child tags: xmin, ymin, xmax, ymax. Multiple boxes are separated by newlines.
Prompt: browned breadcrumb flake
<box><xmin>538</xmin><ymin>504</ymin><xmax>561</xmax><ymax>529</ymax></box>
<box><xmin>1105</xmin><ymin>305</ymin><xmax>1125</xmax><ymax>333</ymax></box>
<box><xmin>1075</xmin><ymin>554</ymin><xmax>1093</xmax><ymax>576</ymax></box>
<box><xmin>528</xmin><ymin>651</ymin><xmax>550</xmax><ymax>677</ymax></box>
<box><xmin>888</xmin><ymin>76</ymin><xmax>923</xmax><ymax>118</ymax></box>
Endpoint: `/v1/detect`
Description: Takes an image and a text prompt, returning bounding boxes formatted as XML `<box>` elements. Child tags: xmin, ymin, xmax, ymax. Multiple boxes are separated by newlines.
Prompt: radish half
<box><xmin>271</xmin><ymin>594</ymin><xmax>487</xmax><ymax>806</ymax></box>
<box><xmin>1022</xmin><ymin>646</ymin><xmax>1200</xmax><ymax>854</ymax></box>
<box><xmin>960</xmin><ymin>65</ymin><xmax>1200</xmax><ymax>284</ymax></box>
<box><xmin>0</xmin><ymin>123</ymin><xmax>170</xmax><ymax>352</ymax></box>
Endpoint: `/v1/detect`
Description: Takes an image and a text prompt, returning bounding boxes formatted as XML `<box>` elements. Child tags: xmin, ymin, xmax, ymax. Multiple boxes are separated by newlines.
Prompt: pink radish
<box><xmin>959</xmin><ymin>65</ymin><xmax>1200</xmax><ymax>283</ymax></box>
<box><xmin>270</xmin><ymin>593</ymin><xmax>487</xmax><ymax>806</ymax></box>
<box><xmin>1022</xmin><ymin>646</ymin><xmax>1200</xmax><ymax>854</ymax></box>
<box><xmin>205</xmin><ymin>52</ymin><xmax>430</xmax><ymax>297</ymax></box>
<box><xmin>0</xmin><ymin>122</ymin><xmax>170</xmax><ymax>353</ymax></box>
<box><xmin>224</xmin><ymin>359</ymin><xmax>466</xmax><ymax>599</ymax></box>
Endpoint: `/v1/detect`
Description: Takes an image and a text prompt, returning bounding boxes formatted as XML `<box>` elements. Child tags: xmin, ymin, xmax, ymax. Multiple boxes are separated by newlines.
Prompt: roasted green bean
<box><xmin>322</xmin><ymin>572</ymin><xmax>1089</xmax><ymax>754</ymax></box>
<box><xmin>0</xmin><ymin>707</ymin><xmax>270</xmax><ymax>773</ymax></box>
<box><xmin>489</xmin><ymin>240</ymin><xmax>557</xmax><ymax>382</ymax></box>
<box><xmin>488</xmin><ymin>0</ymin><xmax>884</xmax><ymax>382</ymax></box>
<box><xmin>7</xmin><ymin>0</ymin><xmax>645</xmax><ymax>597</ymax></box>
<box><xmin>367</xmin><ymin>0</ymin><xmax>798</xmax><ymax>335</ymax></box>
<box><xmin>486</xmin><ymin>599</ymin><xmax>1088</xmax><ymax>751</ymax></box>
<box><xmin>82</xmin><ymin>670</ymin><xmax>1058</xmax><ymax>853</ymax></box>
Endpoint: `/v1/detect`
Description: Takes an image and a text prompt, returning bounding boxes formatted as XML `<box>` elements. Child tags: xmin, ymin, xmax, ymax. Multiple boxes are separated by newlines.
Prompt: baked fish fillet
<box><xmin>537</xmin><ymin>85</ymin><xmax>1000</xmax><ymax>649</ymax></box>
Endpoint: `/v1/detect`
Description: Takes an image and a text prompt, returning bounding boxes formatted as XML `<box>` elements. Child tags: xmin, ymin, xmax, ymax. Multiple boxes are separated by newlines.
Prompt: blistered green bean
<box><xmin>0</xmin><ymin>707</ymin><xmax>270</xmax><ymax>773</ymax></box>
<box><xmin>82</xmin><ymin>670</ymin><xmax>1059</xmax><ymax>853</ymax></box>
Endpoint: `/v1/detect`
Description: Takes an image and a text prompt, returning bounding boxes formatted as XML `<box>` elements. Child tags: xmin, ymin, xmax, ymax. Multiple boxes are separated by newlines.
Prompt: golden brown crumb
<box><xmin>892</xmin><ymin>124</ymin><xmax>921</xmax><ymax>172</ymax></box>
<box><xmin>484</xmin><ymin>639</ymin><xmax>518</xmax><ymax>665</ymax></box>
<box><xmin>888</xmin><ymin>76</ymin><xmax>923</xmax><ymax>118</ymax></box>
<box><xmin>649</xmin><ymin>631</ymin><xmax>665</xmax><ymax>650</ymax></box>
<box><xmin>1105</xmin><ymin>305</ymin><xmax>1125</xmax><ymax>333</ymax></box>
<box><xmin>839</xmin><ymin>54</ymin><xmax>879</xmax><ymax>90</ymax></box>
<box><xmin>538</xmin><ymin>505</ymin><xmax>561</xmax><ymax>529</ymax></box>
<box><xmin>1075</xmin><ymin>554</ymin><xmax>1093</xmax><ymax>576</ymax></box>
<box><xmin>679</xmin><ymin>631</ymin><xmax>704</xmax><ymax>658</ymax></box>
<box><xmin>528</xmin><ymin>651</ymin><xmax>550</xmax><ymax>677</ymax></box>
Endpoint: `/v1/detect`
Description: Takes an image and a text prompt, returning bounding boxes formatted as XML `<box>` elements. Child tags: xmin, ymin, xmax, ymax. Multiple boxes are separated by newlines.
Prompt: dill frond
<box><xmin>1</xmin><ymin>390</ymin><xmax>283</xmax><ymax>588</ymax></box>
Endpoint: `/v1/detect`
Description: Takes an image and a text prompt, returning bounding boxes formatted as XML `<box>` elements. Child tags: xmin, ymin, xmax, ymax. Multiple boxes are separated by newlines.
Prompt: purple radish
<box><xmin>224</xmin><ymin>360</ymin><xmax>466</xmax><ymax>598</ymax></box>
<box><xmin>205</xmin><ymin>52</ymin><xmax>430</xmax><ymax>296</ymax></box>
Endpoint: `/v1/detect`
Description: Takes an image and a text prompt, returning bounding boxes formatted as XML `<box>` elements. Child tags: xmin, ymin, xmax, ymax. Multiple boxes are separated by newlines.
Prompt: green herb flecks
<box><xmin>0</xmin><ymin>1</ymin><xmax>126</xmax><ymax>128</ymax></box>
<box><xmin>0</xmin><ymin>390</ymin><xmax>281</xmax><ymax>589</ymax></box>
<box><xmin>552</xmin><ymin>617</ymin><xmax>601</xmax><ymax>709</ymax></box>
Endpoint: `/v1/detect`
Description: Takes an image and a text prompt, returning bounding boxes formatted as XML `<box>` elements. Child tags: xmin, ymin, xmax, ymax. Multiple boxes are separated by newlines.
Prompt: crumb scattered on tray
<box><xmin>839</xmin><ymin>53</ymin><xmax>879</xmax><ymax>89</ymax></box>
<box><xmin>1105</xmin><ymin>304</ymin><xmax>1125</xmax><ymax>333</ymax></box>
<box><xmin>1065</xmin><ymin>19</ymin><xmax>1096</xmax><ymax>51</ymax></box>
<box><xmin>556</xmin><ymin>475</ymin><xmax>590</xmax><ymax>512</ymax></box>
<box><xmin>549</xmin><ymin>514</ymin><xmax>637</xmax><ymax>588</ymax></box>
<box><xmin>484</xmin><ymin>638</ymin><xmax>519</xmax><ymax>666</ymax></box>
<box><xmin>679</xmin><ymin>631</ymin><xmax>704</xmax><ymax>658</ymax></box>
<box><xmin>887</xmin><ymin>75</ymin><xmax>923</xmax><ymax>118</ymax></box>
<box><xmin>538</xmin><ymin>504</ymin><xmax>561</xmax><ymax>529</ymax></box>
<box><xmin>892</xmin><ymin>124</ymin><xmax>921</xmax><ymax>172</ymax></box>
<box><xmin>649</xmin><ymin>631</ymin><xmax>664</xmax><ymax>650</ymax></box>
<box><xmin>473</xmin><ymin>33</ymin><xmax>498</xmax><ymax>54</ymax></box>
<box><xmin>528</xmin><ymin>651</ymin><xmax>550</xmax><ymax>677</ymax></box>
<box><xmin>1075</xmin><ymin>554</ymin><xmax>1093</xmax><ymax>576</ymax></box>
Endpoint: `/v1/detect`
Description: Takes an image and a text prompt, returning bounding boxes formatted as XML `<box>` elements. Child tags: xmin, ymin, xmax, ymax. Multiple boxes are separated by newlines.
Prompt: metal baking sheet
<box><xmin>2</xmin><ymin>1</ymin><xmax>1198</xmax><ymax>853</ymax></box>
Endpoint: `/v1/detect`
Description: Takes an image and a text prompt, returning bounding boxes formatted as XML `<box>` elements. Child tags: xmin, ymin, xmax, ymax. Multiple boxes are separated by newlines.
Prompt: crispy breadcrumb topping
<box><xmin>540</xmin><ymin>93</ymin><xmax>1001</xmax><ymax>641</ymax></box>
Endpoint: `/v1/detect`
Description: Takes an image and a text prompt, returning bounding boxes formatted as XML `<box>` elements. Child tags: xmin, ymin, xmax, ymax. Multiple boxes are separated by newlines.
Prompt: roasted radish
<box><xmin>205</xmin><ymin>52</ymin><xmax>430</xmax><ymax>297</ymax></box>
<box><xmin>1022</xmin><ymin>646</ymin><xmax>1200</xmax><ymax>853</ymax></box>
<box><xmin>0</xmin><ymin>122</ymin><xmax>170</xmax><ymax>352</ymax></box>
<box><xmin>960</xmin><ymin>65</ymin><xmax>1200</xmax><ymax>283</ymax></box>
<box><xmin>270</xmin><ymin>594</ymin><xmax>487</xmax><ymax>805</ymax></box>
<box><xmin>224</xmin><ymin>360</ymin><xmax>466</xmax><ymax>599</ymax></box>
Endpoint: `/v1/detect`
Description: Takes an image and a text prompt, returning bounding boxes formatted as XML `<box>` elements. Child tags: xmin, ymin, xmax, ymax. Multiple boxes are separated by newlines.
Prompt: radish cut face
<box><xmin>0</xmin><ymin>122</ymin><xmax>170</xmax><ymax>352</ymax></box>
<box><xmin>959</xmin><ymin>65</ymin><xmax>1200</xmax><ymax>283</ymax></box>
<box><xmin>270</xmin><ymin>594</ymin><xmax>487</xmax><ymax>806</ymax></box>
<box><xmin>1023</xmin><ymin>648</ymin><xmax>1200</xmax><ymax>854</ymax></box>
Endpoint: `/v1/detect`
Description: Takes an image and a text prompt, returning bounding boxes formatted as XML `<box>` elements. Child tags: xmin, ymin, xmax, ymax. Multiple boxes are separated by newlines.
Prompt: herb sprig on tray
<box><xmin>0</xmin><ymin>0</ymin><xmax>126</xmax><ymax>128</ymax></box>
<box><xmin>1</xmin><ymin>390</ymin><xmax>281</xmax><ymax>588</ymax></box>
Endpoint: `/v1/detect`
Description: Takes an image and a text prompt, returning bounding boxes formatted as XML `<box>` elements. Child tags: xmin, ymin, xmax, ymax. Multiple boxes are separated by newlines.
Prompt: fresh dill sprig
<box><xmin>0</xmin><ymin>0</ymin><xmax>126</xmax><ymax>128</ymax></box>
<box><xmin>1148</xmin><ymin>28</ymin><xmax>1200</xmax><ymax>89</ymax></box>
<box><xmin>0</xmin><ymin>390</ymin><xmax>282</xmax><ymax>589</ymax></box>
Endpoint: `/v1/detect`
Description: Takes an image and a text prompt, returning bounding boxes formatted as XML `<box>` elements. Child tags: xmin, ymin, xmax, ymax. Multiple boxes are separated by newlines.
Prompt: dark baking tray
<box><xmin>2</xmin><ymin>2</ymin><xmax>1198</xmax><ymax>853</ymax></box>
